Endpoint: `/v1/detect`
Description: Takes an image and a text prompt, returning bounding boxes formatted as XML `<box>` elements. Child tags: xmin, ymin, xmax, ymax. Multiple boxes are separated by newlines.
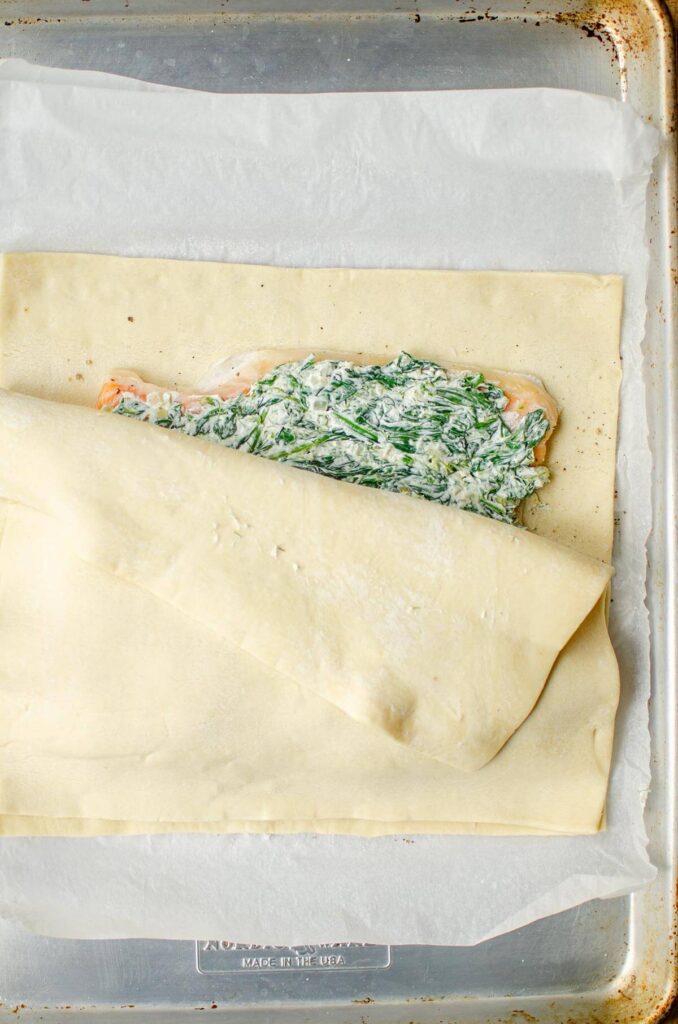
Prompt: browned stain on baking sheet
<box><xmin>550</xmin><ymin>0</ymin><xmax>659</xmax><ymax>54</ymax></box>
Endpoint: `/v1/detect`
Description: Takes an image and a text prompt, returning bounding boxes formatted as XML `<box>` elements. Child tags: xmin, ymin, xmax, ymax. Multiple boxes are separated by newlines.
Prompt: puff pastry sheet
<box><xmin>0</xmin><ymin>253</ymin><xmax>622</xmax><ymax>834</ymax></box>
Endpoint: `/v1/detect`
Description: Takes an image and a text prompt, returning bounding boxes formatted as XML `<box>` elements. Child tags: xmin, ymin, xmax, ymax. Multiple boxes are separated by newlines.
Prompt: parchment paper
<box><xmin>0</xmin><ymin>58</ymin><xmax>659</xmax><ymax>945</ymax></box>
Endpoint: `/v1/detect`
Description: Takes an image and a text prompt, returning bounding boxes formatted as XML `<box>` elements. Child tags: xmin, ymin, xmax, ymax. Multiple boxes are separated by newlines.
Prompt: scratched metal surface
<box><xmin>0</xmin><ymin>1</ymin><xmax>675</xmax><ymax>1021</ymax></box>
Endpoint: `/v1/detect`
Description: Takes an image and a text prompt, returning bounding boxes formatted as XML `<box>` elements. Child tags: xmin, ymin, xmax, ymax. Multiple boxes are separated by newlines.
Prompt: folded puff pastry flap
<box><xmin>0</xmin><ymin>388</ymin><xmax>613</xmax><ymax>771</ymax></box>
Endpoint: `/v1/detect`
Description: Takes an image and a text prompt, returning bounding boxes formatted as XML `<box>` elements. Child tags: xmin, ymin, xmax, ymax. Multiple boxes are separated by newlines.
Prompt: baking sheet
<box><xmin>0</xmin><ymin>60</ymin><xmax>659</xmax><ymax>945</ymax></box>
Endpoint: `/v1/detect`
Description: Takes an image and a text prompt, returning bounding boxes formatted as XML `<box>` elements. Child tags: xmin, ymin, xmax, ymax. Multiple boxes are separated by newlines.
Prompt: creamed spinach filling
<box><xmin>114</xmin><ymin>352</ymin><xmax>550</xmax><ymax>523</ymax></box>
